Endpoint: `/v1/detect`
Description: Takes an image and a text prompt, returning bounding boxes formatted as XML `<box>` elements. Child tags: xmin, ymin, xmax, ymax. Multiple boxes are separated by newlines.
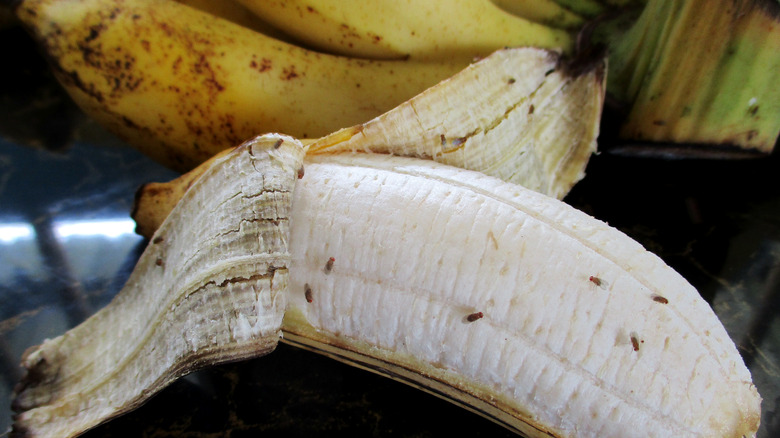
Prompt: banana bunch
<box><xmin>11</xmin><ymin>0</ymin><xmax>588</xmax><ymax>173</ymax></box>
<box><xmin>10</xmin><ymin>0</ymin><xmax>777</xmax><ymax>173</ymax></box>
<box><xmin>13</xmin><ymin>135</ymin><xmax>761</xmax><ymax>437</ymax></box>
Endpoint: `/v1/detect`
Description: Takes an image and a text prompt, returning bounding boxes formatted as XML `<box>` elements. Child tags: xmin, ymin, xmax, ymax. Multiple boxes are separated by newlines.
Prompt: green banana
<box><xmin>597</xmin><ymin>0</ymin><xmax>780</xmax><ymax>154</ymax></box>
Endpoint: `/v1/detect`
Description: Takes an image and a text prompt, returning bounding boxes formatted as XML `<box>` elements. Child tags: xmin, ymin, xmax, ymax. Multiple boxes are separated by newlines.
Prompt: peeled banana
<box><xmin>15</xmin><ymin>135</ymin><xmax>761</xmax><ymax>437</ymax></box>
<box><xmin>283</xmin><ymin>153</ymin><xmax>760</xmax><ymax>437</ymax></box>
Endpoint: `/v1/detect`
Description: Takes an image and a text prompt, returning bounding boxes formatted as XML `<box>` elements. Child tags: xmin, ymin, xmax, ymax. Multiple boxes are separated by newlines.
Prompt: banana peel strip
<box><xmin>309</xmin><ymin>47</ymin><xmax>605</xmax><ymax>200</ymax></box>
<box><xmin>12</xmin><ymin>135</ymin><xmax>305</xmax><ymax>437</ymax></box>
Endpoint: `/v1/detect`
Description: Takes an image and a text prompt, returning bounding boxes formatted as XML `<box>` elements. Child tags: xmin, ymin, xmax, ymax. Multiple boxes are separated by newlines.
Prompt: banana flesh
<box><xmin>12</xmin><ymin>135</ymin><xmax>305</xmax><ymax>438</ymax></box>
<box><xmin>14</xmin><ymin>0</ymin><xmax>468</xmax><ymax>171</ymax></box>
<box><xmin>309</xmin><ymin>47</ymin><xmax>605</xmax><ymax>200</ymax></box>
<box><xmin>284</xmin><ymin>153</ymin><xmax>761</xmax><ymax>437</ymax></box>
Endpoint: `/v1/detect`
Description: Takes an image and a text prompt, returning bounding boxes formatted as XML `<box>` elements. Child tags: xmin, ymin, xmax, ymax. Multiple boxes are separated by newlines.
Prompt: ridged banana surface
<box><xmin>12</xmin><ymin>135</ymin><xmax>305</xmax><ymax>437</ymax></box>
<box><xmin>14</xmin><ymin>0</ymin><xmax>468</xmax><ymax>171</ymax></box>
<box><xmin>309</xmin><ymin>48</ymin><xmax>605</xmax><ymax>200</ymax></box>
<box><xmin>281</xmin><ymin>153</ymin><xmax>761</xmax><ymax>437</ymax></box>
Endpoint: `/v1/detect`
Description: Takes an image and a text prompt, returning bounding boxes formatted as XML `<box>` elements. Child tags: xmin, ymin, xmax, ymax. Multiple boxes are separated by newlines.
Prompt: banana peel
<box><xmin>12</xmin><ymin>135</ymin><xmax>305</xmax><ymax>437</ymax></box>
<box><xmin>308</xmin><ymin>48</ymin><xmax>605</xmax><ymax>200</ymax></box>
<box><xmin>132</xmin><ymin>47</ymin><xmax>604</xmax><ymax>242</ymax></box>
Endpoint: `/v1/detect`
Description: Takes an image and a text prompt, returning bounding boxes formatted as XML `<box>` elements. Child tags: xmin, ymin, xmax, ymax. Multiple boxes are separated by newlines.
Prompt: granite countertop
<box><xmin>1</xmin><ymin>25</ymin><xmax>778</xmax><ymax>437</ymax></box>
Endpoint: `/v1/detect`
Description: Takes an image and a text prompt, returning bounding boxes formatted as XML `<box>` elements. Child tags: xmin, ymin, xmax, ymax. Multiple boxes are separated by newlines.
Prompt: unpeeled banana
<box><xmin>13</xmin><ymin>135</ymin><xmax>761</xmax><ymax>437</ymax></box>
<box><xmin>235</xmin><ymin>0</ymin><xmax>573</xmax><ymax>60</ymax></box>
<box><xmin>604</xmin><ymin>0</ymin><xmax>780</xmax><ymax>154</ymax></box>
<box><xmin>13</xmin><ymin>0</ymin><xmax>468</xmax><ymax>171</ymax></box>
<box><xmin>489</xmin><ymin>0</ymin><xmax>585</xmax><ymax>29</ymax></box>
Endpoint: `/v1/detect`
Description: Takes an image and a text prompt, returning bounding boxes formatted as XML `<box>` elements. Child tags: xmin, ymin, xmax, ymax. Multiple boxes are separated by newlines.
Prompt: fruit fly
<box><xmin>324</xmin><ymin>257</ymin><xmax>335</xmax><ymax>273</ymax></box>
<box><xmin>652</xmin><ymin>295</ymin><xmax>669</xmax><ymax>304</ymax></box>
<box><xmin>304</xmin><ymin>283</ymin><xmax>313</xmax><ymax>303</ymax></box>
<box><xmin>630</xmin><ymin>332</ymin><xmax>643</xmax><ymax>352</ymax></box>
<box><xmin>589</xmin><ymin>276</ymin><xmax>602</xmax><ymax>286</ymax></box>
<box><xmin>466</xmin><ymin>312</ymin><xmax>484</xmax><ymax>322</ymax></box>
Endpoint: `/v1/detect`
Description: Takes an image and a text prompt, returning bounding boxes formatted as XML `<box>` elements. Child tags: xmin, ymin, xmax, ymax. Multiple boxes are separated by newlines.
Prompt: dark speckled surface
<box><xmin>0</xmin><ymin>24</ymin><xmax>778</xmax><ymax>438</ymax></box>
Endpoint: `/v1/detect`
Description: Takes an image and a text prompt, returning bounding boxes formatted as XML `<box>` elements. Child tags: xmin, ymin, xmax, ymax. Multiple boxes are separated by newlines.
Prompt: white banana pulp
<box><xmin>283</xmin><ymin>153</ymin><xmax>760</xmax><ymax>438</ymax></box>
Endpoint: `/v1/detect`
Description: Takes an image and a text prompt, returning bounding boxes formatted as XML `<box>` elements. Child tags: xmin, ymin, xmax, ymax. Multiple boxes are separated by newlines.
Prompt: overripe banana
<box><xmin>14</xmin><ymin>140</ymin><xmax>761</xmax><ymax>437</ymax></box>
<box><xmin>308</xmin><ymin>48</ymin><xmax>605</xmax><ymax>200</ymax></box>
<box><xmin>12</xmin><ymin>134</ymin><xmax>305</xmax><ymax>437</ymax></box>
<box><xmin>235</xmin><ymin>0</ymin><xmax>574</xmax><ymax>60</ymax></box>
<box><xmin>14</xmin><ymin>0</ymin><xmax>469</xmax><ymax>171</ymax></box>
